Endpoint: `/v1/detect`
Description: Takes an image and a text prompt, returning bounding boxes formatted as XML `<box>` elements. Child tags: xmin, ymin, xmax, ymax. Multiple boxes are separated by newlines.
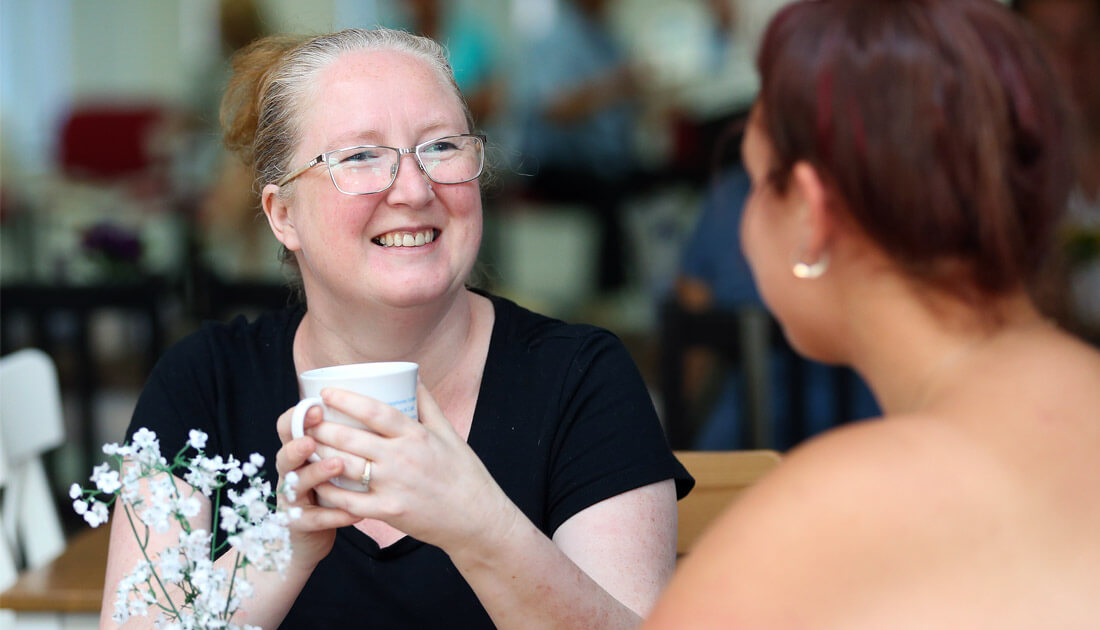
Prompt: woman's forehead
<box><xmin>300</xmin><ymin>49</ymin><xmax>465</xmax><ymax>147</ymax></box>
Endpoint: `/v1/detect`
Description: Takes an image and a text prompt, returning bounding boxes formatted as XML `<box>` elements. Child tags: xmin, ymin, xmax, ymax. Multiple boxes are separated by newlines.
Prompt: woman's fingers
<box><xmin>414</xmin><ymin>381</ymin><xmax>454</xmax><ymax>435</ymax></box>
<box><xmin>295</xmin><ymin>503</ymin><xmax>361</xmax><ymax>530</ymax></box>
<box><xmin>276</xmin><ymin>437</ymin><xmax>339</xmax><ymax>490</ymax></box>
<box><xmin>276</xmin><ymin>404</ymin><xmax>324</xmax><ymax>444</ymax></box>
<box><xmin>320</xmin><ymin>388</ymin><xmax>409</xmax><ymax>437</ymax></box>
<box><xmin>308</xmin><ymin>441</ymin><xmax>371</xmax><ymax>487</ymax></box>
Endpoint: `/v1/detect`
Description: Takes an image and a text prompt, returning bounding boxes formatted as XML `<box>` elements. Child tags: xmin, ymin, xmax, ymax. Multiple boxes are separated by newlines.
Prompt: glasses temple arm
<box><xmin>275</xmin><ymin>155</ymin><xmax>324</xmax><ymax>187</ymax></box>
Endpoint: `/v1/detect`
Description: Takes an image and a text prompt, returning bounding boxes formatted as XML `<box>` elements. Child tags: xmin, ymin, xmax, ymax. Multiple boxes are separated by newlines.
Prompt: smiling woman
<box><xmin>101</xmin><ymin>27</ymin><xmax>693</xmax><ymax>630</ymax></box>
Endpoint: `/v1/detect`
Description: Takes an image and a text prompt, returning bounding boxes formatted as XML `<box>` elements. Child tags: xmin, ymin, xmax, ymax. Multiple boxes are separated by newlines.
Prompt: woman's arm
<box><xmin>310</xmin><ymin>383</ymin><xmax>680</xmax><ymax>629</ymax></box>
<box><xmin>448</xmin><ymin>480</ymin><xmax>678</xmax><ymax>629</ymax></box>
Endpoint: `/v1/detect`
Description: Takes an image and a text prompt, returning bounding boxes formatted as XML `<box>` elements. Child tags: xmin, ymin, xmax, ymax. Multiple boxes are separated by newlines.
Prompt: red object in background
<box><xmin>57</xmin><ymin>105</ymin><xmax>166</xmax><ymax>180</ymax></box>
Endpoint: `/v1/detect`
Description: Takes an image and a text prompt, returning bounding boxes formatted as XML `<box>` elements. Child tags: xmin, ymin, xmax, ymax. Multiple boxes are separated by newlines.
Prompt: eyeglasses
<box><xmin>276</xmin><ymin>133</ymin><xmax>486</xmax><ymax>195</ymax></box>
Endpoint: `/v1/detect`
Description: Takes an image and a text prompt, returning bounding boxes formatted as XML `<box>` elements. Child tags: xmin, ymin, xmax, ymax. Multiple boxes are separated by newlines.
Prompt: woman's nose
<box><xmin>384</xmin><ymin>153</ymin><xmax>433</xmax><ymax>207</ymax></box>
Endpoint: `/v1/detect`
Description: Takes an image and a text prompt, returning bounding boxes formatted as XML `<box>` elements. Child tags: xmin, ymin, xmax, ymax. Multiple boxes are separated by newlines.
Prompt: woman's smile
<box><xmin>372</xmin><ymin>228</ymin><xmax>440</xmax><ymax>248</ymax></box>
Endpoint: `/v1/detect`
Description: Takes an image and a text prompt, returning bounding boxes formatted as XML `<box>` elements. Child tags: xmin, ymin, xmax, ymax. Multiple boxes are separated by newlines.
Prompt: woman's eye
<box><xmin>424</xmin><ymin>141</ymin><xmax>459</xmax><ymax>154</ymax></box>
<box><xmin>344</xmin><ymin>150</ymin><xmax>381</xmax><ymax>163</ymax></box>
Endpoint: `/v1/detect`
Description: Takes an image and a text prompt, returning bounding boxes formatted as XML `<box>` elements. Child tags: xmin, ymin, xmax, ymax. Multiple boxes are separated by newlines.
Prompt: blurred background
<box><xmin>1</xmin><ymin>0</ymin><xmax>1097</xmax><ymax>535</ymax></box>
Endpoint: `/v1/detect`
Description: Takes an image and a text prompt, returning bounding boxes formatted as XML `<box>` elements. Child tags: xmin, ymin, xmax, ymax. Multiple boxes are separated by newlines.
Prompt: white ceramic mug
<box><xmin>290</xmin><ymin>361</ymin><xmax>418</xmax><ymax>492</ymax></box>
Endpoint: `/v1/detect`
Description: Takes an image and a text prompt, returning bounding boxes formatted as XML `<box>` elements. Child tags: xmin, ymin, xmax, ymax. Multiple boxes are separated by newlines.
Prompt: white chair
<box><xmin>0</xmin><ymin>348</ymin><xmax>67</xmax><ymax>571</ymax></box>
<box><xmin>0</xmin><ymin>433</ymin><xmax>16</xmax><ymax>590</ymax></box>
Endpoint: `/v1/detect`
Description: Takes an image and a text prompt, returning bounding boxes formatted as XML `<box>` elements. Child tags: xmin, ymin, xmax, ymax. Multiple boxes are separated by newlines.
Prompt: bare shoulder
<box><xmin>646</xmin><ymin>415</ymin><xmax>1099</xmax><ymax>628</ymax></box>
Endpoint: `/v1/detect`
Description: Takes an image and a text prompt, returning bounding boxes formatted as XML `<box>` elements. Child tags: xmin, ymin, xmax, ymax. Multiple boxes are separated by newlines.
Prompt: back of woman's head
<box><xmin>756</xmin><ymin>0</ymin><xmax>1073</xmax><ymax>297</ymax></box>
<box><xmin>220</xmin><ymin>27</ymin><xmax>470</xmax><ymax>195</ymax></box>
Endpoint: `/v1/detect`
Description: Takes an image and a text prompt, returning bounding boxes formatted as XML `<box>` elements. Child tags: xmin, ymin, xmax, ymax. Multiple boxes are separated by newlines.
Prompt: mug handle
<box><xmin>290</xmin><ymin>396</ymin><xmax>324</xmax><ymax>463</ymax></box>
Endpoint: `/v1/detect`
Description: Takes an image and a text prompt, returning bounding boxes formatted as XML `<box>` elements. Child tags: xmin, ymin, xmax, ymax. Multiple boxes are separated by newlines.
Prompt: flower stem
<box><xmin>223</xmin><ymin>551</ymin><xmax>243</xmax><ymax>620</ymax></box>
<box><xmin>123</xmin><ymin>502</ymin><xmax>183</xmax><ymax>621</ymax></box>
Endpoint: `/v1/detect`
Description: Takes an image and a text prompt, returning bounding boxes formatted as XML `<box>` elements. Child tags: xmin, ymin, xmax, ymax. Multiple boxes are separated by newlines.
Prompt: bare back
<box><xmin>646</xmin><ymin>329</ymin><xmax>1100</xmax><ymax>628</ymax></box>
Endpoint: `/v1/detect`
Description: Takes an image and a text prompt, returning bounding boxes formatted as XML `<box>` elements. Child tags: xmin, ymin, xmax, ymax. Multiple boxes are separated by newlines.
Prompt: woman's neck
<box><xmin>845</xmin><ymin>280</ymin><xmax>1047</xmax><ymax>416</ymax></box>
<box><xmin>293</xmin><ymin>288</ymin><xmax>478</xmax><ymax>390</ymax></box>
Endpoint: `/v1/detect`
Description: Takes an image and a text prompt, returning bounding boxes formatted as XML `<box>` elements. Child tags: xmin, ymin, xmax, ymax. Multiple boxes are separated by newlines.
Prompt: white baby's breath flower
<box><xmin>179</xmin><ymin>529</ymin><xmax>212</xmax><ymax>562</ymax></box>
<box><xmin>234</xmin><ymin>577</ymin><xmax>254</xmax><ymax>599</ymax></box>
<box><xmin>77</xmin><ymin>428</ymin><xmax>289</xmax><ymax>628</ymax></box>
<box><xmin>187</xmin><ymin>429</ymin><xmax>209</xmax><ymax>450</ymax></box>
<box><xmin>156</xmin><ymin>547</ymin><xmax>184</xmax><ymax>583</ymax></box>
<box><xmin>130</xmin><ymin>428</ymin><xmax>162</xmax><ymax>465</ymax></box>
<box><xmin>91</xmin><ymin>463</ymin><xmax>122</xmax><ymax>494</ymax></box>
<box><xmin>226</xmin><ymin>466</ymin><xmax>243</xmax><ymax>484</ymax></box>
<box><xmin>83</xmin><ymin>501</ymin><xmax>109</xmax><ymax>527</ymax></box>
<box><xmin>185</xmin><ymin>463</ymin><xmax>219</xmax><ymax>496</ymax></box>
<box><xmin>219</xmin><ymin>505</ymin><xmax>243</xmax><ymax>533</ymax></box>
<box><xmin>120</xmin><ymin>466</ymin><xmax>144</xmax><ymax>503</ymax></box>
<box><xmin>176</xmin><ymin>495</ymin><xmax>202</xmax><ymax>519</ymax></box>
<box><xmin>132</xmin><ymin>427</ymin><xmax>157</xmax><ymax>449</ymax></box>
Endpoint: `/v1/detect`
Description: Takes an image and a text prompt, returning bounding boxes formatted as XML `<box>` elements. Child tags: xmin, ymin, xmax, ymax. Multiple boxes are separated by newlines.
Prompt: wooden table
<box><xmin>0</xmin><ymin>526</ymin><xmax>107</xmax><ymax>627</ymax></box>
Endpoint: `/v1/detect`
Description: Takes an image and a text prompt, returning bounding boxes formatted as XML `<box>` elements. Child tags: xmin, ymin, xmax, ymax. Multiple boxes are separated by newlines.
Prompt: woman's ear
<box><xmin>791</xmin><ymin>161</ymin><xmax>834</xmax><ymax>263</ymax></box>
<box><xmin>262</xmin><ymin>183</ymin><xmax>301</xmax><ymax>252</ymax></box>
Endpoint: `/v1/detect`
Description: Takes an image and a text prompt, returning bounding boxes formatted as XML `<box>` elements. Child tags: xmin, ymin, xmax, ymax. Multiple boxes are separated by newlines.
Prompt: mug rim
<box><xmin>299</xmin><ymin>361</ymin><xmax>418</xmax><ymax>381</ymax></box>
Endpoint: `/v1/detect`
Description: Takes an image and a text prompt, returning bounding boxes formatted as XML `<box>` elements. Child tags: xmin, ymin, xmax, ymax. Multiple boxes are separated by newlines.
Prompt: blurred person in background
<box><xmin>645</xmin><ymin>0</ymin><xmax>1100</xmax><ymax>626</ymax></box>
<box><xmin>511</xmin><ymin>0</ymin><xmax>642</xmax><ymax>291</ymax></box>
<box><xmin>103</xmin><ymin>27</ymin><xmax>691</xmax><ymax>629</ymax></box>
<box><xmin>192</xmin><ymin>0</ymin><xmax>281</xmax><ymax>282</ymax></box>
<box><xmin>399</xmin><ymin>0</ymin><xmax>505</xmax><ymax>128</ymax></box>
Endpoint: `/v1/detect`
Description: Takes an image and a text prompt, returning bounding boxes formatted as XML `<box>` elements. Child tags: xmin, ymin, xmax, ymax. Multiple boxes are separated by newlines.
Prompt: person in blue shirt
<box><xmin>675</xmin><ymin>156</ymin><xmax>878</xmax><ymax>450</ymax></box>
<box><xmin>511</xmin><ymin>0</ymin><xmax>641</xmax><ymax>290</ymax></box>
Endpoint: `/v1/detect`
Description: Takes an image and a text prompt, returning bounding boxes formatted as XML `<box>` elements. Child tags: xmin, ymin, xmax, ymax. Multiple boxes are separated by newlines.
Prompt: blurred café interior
<box><xmin>0</xmin><ymin>0</ymin><xmax>1097</xmax><ymax>569</ymax></box>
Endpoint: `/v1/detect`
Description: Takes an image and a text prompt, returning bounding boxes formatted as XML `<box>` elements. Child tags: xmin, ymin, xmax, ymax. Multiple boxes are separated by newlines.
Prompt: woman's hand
<box><xmin>308</xmin><ymin>381</ymin><xmax>517</xmax><ymax>552</ymax></box>
<box><xmin>274</xmin><ymin>406</ymin><xmax>361</xmax><ymax>571</ymax></box>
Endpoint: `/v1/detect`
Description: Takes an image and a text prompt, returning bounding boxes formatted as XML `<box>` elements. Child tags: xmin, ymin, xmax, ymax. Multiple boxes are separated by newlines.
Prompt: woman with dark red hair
<box><xmin>645</xmin><ymin>0</ymin><xmax>1100</xmax><ymax>626</ymax></box>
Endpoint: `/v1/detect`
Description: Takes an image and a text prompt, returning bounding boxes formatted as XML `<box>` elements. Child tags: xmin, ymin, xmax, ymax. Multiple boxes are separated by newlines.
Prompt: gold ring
<box><xmin>360</xmin><ymin>459</ymin><xmax>372</xmax><ymax>490</ymax></box>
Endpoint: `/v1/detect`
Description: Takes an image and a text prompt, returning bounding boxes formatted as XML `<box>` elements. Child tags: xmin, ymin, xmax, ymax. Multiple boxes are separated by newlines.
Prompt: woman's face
<box><xmin>739</xmin><ymin>109</ymin><xmax>827</xmax><ymax>359</ymax></box>
<box><xmin>278</xmin><ymin>49</ymin><xmax>482</xmax><ymax>310</ymax></box>
<box><xmin>740</xmin><ymin>111</ymin><xmax>797</xmax><ymax>311</ymax></box>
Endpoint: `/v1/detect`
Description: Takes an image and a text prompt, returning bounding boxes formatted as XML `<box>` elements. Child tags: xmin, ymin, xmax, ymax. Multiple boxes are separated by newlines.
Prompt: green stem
<box><xmin>122</xmin><ymin>502</ymin><xmax>182</xmax><ymax>621</ymax></box>
<box><xmin>211</xmin><ymin>487</ymin><xmax>223</xmax><ymax>562</ymax></box>
<box><xmin>223</xmin><ymin>552</ymin><xmax>244</xmax><ymax>620</ymax></box>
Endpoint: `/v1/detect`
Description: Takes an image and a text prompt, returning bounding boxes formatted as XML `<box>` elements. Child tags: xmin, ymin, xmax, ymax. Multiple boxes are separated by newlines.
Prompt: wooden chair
<box><xmin>675</xmin><ymin>449</ymin><xmax>782</xmax><ymax>556</ymax></box>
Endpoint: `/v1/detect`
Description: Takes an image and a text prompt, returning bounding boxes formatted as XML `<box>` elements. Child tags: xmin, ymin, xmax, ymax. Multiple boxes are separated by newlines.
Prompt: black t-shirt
<box><xmin>128</xmin><ymin>292</ymin><xmax>693</xmax><ymax>628</ymax></box>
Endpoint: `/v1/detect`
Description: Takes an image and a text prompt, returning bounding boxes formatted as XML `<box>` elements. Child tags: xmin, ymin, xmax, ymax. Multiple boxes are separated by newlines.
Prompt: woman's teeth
<box><xmin>373</xmin><ymin>229</ymin><xmax>436</xmax><ymax>247</ymax></box>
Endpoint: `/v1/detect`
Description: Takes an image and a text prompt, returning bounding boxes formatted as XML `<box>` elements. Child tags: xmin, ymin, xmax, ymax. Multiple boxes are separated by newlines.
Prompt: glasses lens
<box><xmin>328</xmin><ymin>146</ymin><xmax>398</xmax><ymax>194</ymax></box>
<box><xmin>418</xmin><ymin>135</ymin><xmax>485</xmax><ymax>184</ymax></box>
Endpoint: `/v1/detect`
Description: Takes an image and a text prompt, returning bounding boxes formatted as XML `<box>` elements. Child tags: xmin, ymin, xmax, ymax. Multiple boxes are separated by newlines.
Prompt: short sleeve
<box><xmin>544</xmin><ymin>330</ymin><xmax>693</xmax><ymax>534</ymax></box>
<box><xmin>127</xmin><ymin>329</ymin><xmax>222</xmax><ymax>460</ymax></box>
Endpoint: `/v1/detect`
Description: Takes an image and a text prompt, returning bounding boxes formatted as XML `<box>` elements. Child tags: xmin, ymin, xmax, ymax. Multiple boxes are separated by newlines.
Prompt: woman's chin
<box><xmin>369</xmin><ymin>279</ymin><xmax>466</xmax><ymax>310</ymax></box>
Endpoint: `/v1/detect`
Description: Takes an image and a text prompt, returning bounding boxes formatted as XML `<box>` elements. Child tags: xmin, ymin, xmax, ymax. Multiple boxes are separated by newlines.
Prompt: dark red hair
<box><xmin>756</xmin><ymin>0</ymin><xmax>1073</xmax><ymax>296</ymax></box>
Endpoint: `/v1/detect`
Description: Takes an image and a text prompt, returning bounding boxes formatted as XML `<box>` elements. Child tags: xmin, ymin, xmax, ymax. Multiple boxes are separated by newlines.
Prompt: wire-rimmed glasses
<box><xmin>276</xmin><ymin>133</ymin><xmax>486</xmax><ymax>195</ymax></box>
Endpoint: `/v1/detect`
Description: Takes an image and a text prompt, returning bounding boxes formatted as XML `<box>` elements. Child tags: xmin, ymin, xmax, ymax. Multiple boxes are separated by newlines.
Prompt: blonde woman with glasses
<box><xmin>103</xmin><ymin>27</ymin><xmax>692</xmax><ymax>629</ymax></box>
